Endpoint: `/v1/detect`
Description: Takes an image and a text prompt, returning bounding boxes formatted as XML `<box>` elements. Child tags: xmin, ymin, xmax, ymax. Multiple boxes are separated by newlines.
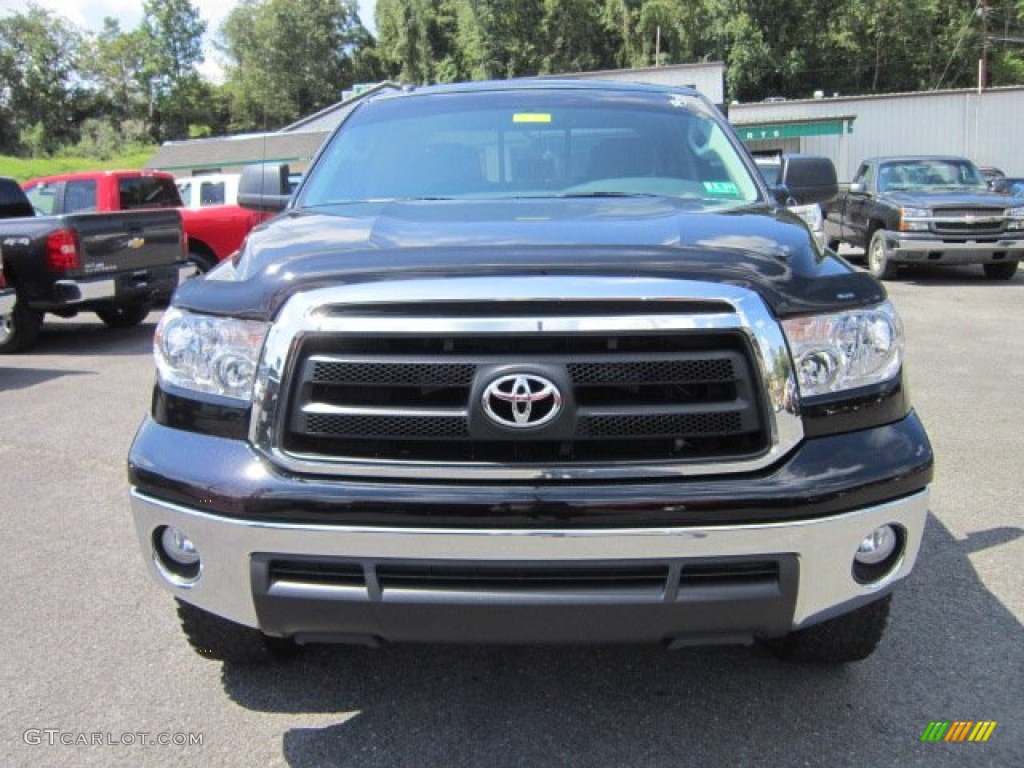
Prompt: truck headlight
<box><xmin>1007</xmin><ymin>206</ymin><xmax>1024</xmax><ymax>230</ymax></box>
<box><xmin>781</xmin><ymin>301</ymin><xmax>903</xmax><ymax>397</ymax></box>
<box><xmin>155</xmin><ymin>307</ymin><xmax>269</xmax><ymax>401</ymax></box>
<box><xmin>899</xmin><ymin>206</ymin><xmax>930</xmax><ymax>232</ymax></box>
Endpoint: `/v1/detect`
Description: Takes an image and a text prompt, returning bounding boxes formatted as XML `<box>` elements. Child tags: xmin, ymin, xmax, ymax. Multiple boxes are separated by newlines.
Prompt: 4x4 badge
<box><xmin>482</xmin><ymin>374</ymin><xmax>562</xmax><ymax>429</ymax></box>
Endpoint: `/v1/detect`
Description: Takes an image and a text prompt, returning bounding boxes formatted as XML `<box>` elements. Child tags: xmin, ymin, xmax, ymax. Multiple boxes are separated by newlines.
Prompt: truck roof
<box><xmin>862</xmin><ymin>155</ymin><xmax>976</xmax><ymax>165</ymax></box>
<box><xmin>22</xmin><ymin>169</ymin><xmax>172</xmax><ymax>186</ymax></box>
<box><xmin>371</xmin><ymin>78</ymin><xmax>703</xmax><ymax>102</ymax></box>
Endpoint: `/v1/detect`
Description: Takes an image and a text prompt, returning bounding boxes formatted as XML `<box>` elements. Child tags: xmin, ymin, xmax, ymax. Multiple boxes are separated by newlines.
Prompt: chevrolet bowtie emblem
<box><xmin>126</xmin><ymin>237</ymin><xmax>146</xmax><ymax>250</ymax></box>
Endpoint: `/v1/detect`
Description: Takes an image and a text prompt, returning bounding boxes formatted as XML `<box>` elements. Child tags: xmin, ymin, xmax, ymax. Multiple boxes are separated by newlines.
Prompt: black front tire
<box><xmin>982</xmin><ymin>261</ymin><xmax>1018</xmax><ymax>280</ymax></box>
<box><xmin>868</xmin><ymin>229</ymin><xmax>898</xmax><ymax>280</ymax></box>
<box><xmin>95</xmin><ymin>302</ymin><xmax>151</xmax><ymax>329</ymax></box>
<box><xmin>762</xmin><ymin>594</ymin><xmax>892</xmax><ymax>663</ymax></box>
<box><xmin>826</xmin><ymin>238</ymin><xmax>841</xmax><ymax>252</ymax></box>
<box><xmin>176</xmin><ymin>599</ymin><xmax>295</xmax><ymax>664</ymax></box>
<box><xmin>189</xmin><ymin>249</ymin><xmax>217</xmax><ymax>274</ymax></box>
<box><xmin>0</xmin><ymin>301</ymin><xmax>43</xmax><ymax>354</ymax></box>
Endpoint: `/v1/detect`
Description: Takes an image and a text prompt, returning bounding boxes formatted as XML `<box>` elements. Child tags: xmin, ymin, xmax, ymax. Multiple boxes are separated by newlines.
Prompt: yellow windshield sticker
<box><xmin>513</xmin><ymin>113</ymin><xmax>552</xmax><ymax>124</ymax></box>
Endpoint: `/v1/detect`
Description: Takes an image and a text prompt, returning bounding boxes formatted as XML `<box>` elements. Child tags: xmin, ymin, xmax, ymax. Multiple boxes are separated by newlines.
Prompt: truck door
<box><xmin>846</xmin><ymin>162</ymin><xmax>875</xmax><ymax>247</ymax></box>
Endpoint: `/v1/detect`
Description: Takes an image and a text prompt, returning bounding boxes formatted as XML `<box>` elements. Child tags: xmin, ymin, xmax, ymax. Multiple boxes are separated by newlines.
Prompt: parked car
<box><xmin>824</xmin><ymin>156</ymin><xmax>1024</xmax><ymax>279</ymax></box>
<box><xmin>990</xmin><ymin>177</ymin><xmax>1024</xmax><ymax>196</ymax></box>
<box><xmin>754</xmin><ymin>154</ymin><xmax>827</xmax><ymax>247</ymax></box>
<box><xmin>130</xmin><ymin>80</ymin><xmax>932</xmax><ymax>665</ymax></box>
<box><xmin>176</xmin><ymin>173</ymin><xmax>241</xmax><ymax>209</ymax></box>
<box><xmin>0</xmin><ymin>175</ymin><xmax>185</xmax><ymax>353</ymax></box>
<box><xmin>23</xmin><ymin>170</ymin><xmax>266</xmax><ymax>273</ymax></box>
<box><xmin>978</xmin><ymin>165</ymin><xmax>1006</xmax><ymax>189</ymax></box>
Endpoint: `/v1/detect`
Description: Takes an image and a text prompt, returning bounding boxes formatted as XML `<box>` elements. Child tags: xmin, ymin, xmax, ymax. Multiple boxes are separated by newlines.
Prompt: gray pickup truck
<box><xmin>824</xmin><ymin>155</ymin><xmax>1024</xmax><ymax>280</ymax></box>
<box><xmin>0</xmin><ymin>176</ymin><xmax>186</xmax><ymax>352</ymax></box>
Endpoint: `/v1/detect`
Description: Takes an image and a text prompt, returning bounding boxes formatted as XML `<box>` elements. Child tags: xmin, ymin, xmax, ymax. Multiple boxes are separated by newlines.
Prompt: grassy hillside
<box><xmin>0</xmin><ymin>149</ymin><xmax>157</xmax><ymax>183</ymax></box>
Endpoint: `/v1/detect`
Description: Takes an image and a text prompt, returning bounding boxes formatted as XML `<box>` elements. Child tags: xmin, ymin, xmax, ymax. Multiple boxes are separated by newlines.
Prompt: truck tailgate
<box><xmin>63</xmin><ymin>209</ymin><xmax>184</xmax><ymax>276</ymax></box>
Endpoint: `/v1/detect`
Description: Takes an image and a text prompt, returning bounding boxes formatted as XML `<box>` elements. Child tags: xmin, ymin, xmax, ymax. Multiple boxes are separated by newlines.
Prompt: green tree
<box><xmin>141</xmin><ymin>0</ymin><xmax>208</xmax><ymax>141</ymax></box>
<box><xmin>0</xmin><ymin>3</ymin><xmax>85</xmax><ymax>154</ymax></box>
<box><xmin>540</xmin><ymin>0</ymin><xmax>612</xmax><ymax>73</ymax></box>
<box><xmin>376</xmin><ymin>0</ymin><xmax>462</xmax><ymax>83</ymax></box>
<box><xmin>84</xmin><ymin>19</ymin><xmax>151</xmax><ymax>125</ymax></box>
<box><xmin>220</xmin><ymin>0</ymin><xmax>371</xmax><ymax>132</ymax></box>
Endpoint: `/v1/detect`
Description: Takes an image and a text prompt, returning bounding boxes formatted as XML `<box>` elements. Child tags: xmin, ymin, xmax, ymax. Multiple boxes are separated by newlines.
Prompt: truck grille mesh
<box><xmin>282</xmin><ymin>331</ymin><xmax>768</xmax><ymax>468</ymax></box>
<box><xmin>932</xmin><ymin>207</ymin><xmax>1006</xmax><ymax>236</ymax></box>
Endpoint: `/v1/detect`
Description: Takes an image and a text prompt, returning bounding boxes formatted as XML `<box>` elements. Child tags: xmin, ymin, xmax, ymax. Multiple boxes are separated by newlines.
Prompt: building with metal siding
<box><xmin>730</xmin><ymin>85</ymin><xmax>1024</xmax><ymax>181</ymax></box>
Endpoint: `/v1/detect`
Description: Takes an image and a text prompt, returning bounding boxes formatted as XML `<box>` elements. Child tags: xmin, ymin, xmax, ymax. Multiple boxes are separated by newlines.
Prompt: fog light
<box><xmin>154</xmin><ymin>525</ymin><xmax>201</xmax><ymax>583</ymax></box>
<box><xmin>161</xmin><ymin>526</ymin><xmax>200</xmax><ymax>565</ymax></box>
<box><xmin>852</xmin><ymin>524</ymin><xmax>904</xmax><ymax>585</ymax></box>
<box><xmin>855</xmin><ymin>525</ymin><xmax>897</xmax><ymax>565</ymax></box>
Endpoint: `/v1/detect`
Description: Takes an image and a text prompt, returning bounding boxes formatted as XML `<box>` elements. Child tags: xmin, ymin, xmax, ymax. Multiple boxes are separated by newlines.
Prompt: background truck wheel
<box><xmin>826</xmin><ymin>238</ymin><xmax>840</xmax><ymax>251</ymax></box>
<box><xmin>176</xmin><ymin>599</ymin><xmax>296</xmax><ymax>664</ymax></box>
<box><xmin>0</xmin><ymin>301</ymin><xmax>43</xmax><ymax>354</ymax></box>
<box><xmin>95</xmin><ymin>302</ymin><xmax>151</xmax><ymax>329</ymax></box>
<box><xmin>982</xmin><ymin>261</ymin><xmax>1018</xmax><ymax>280</ymax></box>
<box><xmin>188</xmin><ymin>249</ymin><xmax>217</xmax><ymax>274</ymax></box>
<box><xmin>868</xmin><ymin>229</ymin><xmax>898</xmax><ymax>280</ymax></box>
<box><xmin>761</xmin><ymin>593</ymin><xmax>892</xmax><ymax>663</ymax></box>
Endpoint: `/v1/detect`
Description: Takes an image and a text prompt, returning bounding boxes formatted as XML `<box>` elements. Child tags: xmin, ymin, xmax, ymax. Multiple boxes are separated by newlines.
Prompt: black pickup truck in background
<box><xmin>0</xmin><ymin>176</ymin><xmax>185</xmax><ymax>353</ymax></box>
<box><xmin>824</xmin><ymin>155</ymin><xmax>1024</xmax><ymax>280</ymax></box>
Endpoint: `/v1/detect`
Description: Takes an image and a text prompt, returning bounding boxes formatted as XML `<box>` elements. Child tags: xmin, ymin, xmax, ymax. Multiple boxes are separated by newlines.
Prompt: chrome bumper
<box><xmin>131</xmin><ymin>488</ymin><xmax>929</xmax><ymax>634</ymax></box>
<box><xmin>888</xmin><ymin>235</ymin><xmax>1024</xmax><ymax>265</ymax></box>
<box><xmin>54</xmin><ymin>277</ymin><xmax>117</xmax><ymax>303</ymax></box>
<box><xmin>0</xmin><ymin>289</ymin><xmax>14</xmax><ymax>316</ymax></box>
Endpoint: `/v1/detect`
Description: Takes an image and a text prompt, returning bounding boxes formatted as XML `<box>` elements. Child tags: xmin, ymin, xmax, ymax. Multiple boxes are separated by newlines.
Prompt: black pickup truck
<box><xmin>0</xmin><ymin>176</ymin><xmax>185</xmax><ymax>352</ymax></box>
<box><xmin>129</xmin><ymin>81</ymin><xmax>933</xmax><ymax>665</ymax></box>
<box><xmin>824</xmin><ymin>155</ymin><xmax>1024</xmax><ymax>280</ymax></box>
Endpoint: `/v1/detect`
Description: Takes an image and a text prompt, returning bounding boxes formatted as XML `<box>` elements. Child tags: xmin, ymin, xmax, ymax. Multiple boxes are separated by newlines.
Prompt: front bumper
<box><xmin>129</xmin><ymin>409</ymin><xmax>933</xmax><ymax>645</ymax></box>
<box><xmin>132</xmin><ymin>488</ymin><xmax>928</xmax><ymax>644</ymax></box>
<box><xmin>886</xmin><ymin>233</ymin><xmax>1024</xmax><ymax>265</ymax></box>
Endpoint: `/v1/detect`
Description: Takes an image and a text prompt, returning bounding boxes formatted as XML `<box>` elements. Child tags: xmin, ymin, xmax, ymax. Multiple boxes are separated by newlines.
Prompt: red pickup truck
<box><xmin>22</xmin><ymin>170</ymin><xmax>266</xmax><ymax>272</ymax></box>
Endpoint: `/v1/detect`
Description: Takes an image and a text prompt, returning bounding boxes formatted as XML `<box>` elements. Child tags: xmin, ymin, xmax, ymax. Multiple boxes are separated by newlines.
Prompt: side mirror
<box><xmin>776</xmin><ymin>154</ymin><xmax>838</xmax><ymax>206</ymax></box>
<box><xmin>849</xmin><ymin>181</ymin><xmax>866</xmax><ymax>195</ymax></box>
<box><xmin>238</xmin><ymin>163</ymin><xmax>291</xmax><ymax>212</ymax></box>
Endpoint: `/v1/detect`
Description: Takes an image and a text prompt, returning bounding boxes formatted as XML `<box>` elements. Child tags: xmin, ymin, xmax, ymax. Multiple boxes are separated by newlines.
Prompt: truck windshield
<box><xmin>299</xmin><ymin>89</ymin><xmax>761</xmax><ymax>209</ymax></box>
<box><xmin>877</xmin><ymin>159</ymin><xmax>988</xmax><ymax>193</ymax></box>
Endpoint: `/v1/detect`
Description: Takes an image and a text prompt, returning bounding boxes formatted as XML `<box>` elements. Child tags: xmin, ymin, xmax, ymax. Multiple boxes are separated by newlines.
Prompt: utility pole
<box><xmin>978</xmin><ymin>0</ymin><xmax>989</xmax><ymax>93</ymax></box>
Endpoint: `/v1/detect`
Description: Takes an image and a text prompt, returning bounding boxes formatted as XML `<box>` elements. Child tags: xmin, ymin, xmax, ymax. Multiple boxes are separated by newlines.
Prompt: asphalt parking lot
<box><xmin>1</xmin><ymin>263</ymin><xmax>1021</xmax><ymax>768</ymax></box>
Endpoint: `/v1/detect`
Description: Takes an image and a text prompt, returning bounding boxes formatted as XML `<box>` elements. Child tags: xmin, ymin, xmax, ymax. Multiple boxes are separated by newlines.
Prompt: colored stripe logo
<box><xmin>921</xmin><ymin>721</ymin><xmax>997</xmax><ymax>742</ymax></box>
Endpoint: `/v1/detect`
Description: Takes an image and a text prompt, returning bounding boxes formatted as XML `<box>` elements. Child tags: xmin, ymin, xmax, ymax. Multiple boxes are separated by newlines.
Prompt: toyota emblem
<box><xmin>482</xmin><ymin>374</ymin><xmax>562</xmax><ymax>429</ymax></box>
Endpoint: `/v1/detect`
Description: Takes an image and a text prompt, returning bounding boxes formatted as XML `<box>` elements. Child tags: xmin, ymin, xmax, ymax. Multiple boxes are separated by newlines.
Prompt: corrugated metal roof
<box><xmin>147</xmin><ymin>132</ymin><xmax>328</xmax><ymax>176</ymax></box>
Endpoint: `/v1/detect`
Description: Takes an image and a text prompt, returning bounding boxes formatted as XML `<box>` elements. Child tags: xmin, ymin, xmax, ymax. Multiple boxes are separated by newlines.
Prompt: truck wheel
<box><xmin>95</xmin><ymin>302</ymin><xmax>151</xmax><ymax>329</ymax></box>
<box><xmin>826</xmin><ymin>238</ymin><xmax>840</xmax><ymax>252</ymax></box>
<box><xmin>867</xmin><ymin>230</ymin><xmax>898</xmax><ymax>280</ymax></box>
<box><xmin>762</xmin><ymin>594</ymin><xmax>891</xmax><ymax>663</ymax></box>
<box><xmin>189</xmin><ymin>249</ymin><xmax>217</xmax><ymax>274</ymax></box>
<box><xmin>0</xmin><ymin>301</ymin><xmax>43</xmax><ymax>354</ymax></box>
<box><xmin>982</xmin><ymin>261</ymin><xmax>1018</xmax><ymax>280</ymax></box>
<box><xmin>176</xmin><ymin>599</ymin><xmax>296</xmax><ymax>664</ymax></box>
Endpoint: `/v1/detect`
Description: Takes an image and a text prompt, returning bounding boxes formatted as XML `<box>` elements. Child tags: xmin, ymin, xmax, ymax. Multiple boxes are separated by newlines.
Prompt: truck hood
<box><xmin>883</xmin><ymin>190</ymin><xmax>1012</xmax><ymax>207</ymax></box>
<box><xmin>178</xmin><ymin>197</ymin><xmax>883</xmax><ymax>319</ymax></box>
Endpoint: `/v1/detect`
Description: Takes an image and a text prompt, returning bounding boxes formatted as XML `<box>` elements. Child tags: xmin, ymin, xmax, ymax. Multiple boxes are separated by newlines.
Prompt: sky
<box><xmin>0</xmin><ymin>0</ymin><xmax>378</xmax><ymax>83</ymax></box>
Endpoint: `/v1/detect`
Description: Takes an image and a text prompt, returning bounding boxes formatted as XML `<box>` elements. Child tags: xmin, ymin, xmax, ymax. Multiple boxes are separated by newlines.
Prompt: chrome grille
<box><xmin>283</xmin><ymin>332</ymin><xmax>768</xmax><ymax>466</ymax></box>
<box><xmin>932</xmin><ymin>207</ymin><xmax>1006</xmax><ymax>236</ymax></box>
<box><xmin>249</xmin><ymin>279</ymin><xmax>804</xmax><ymax>480</ymax></box>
